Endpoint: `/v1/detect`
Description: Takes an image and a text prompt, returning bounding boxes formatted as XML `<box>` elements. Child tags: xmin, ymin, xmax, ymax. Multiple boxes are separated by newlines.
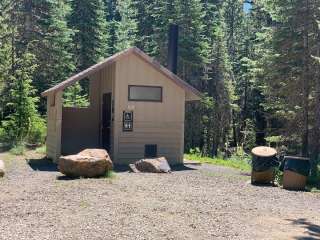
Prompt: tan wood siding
<box><xmin>113</xmin><ymin>54</ymin><xmax>186</xmax><ymax>164</ymax></box>
<box><xmin>99</xmin><ymin>63</ymin><xmax>115</xmax><ymax>158</ymax></box>
<box><xmin>46</xmin><ymin>91</ymin><xmax>62</xmax><ymax>162</ymax></box>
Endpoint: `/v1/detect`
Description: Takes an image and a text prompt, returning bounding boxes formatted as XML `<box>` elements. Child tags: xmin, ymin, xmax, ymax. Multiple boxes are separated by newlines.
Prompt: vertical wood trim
<box><xmin>179</xmin><ymin>93</ymin><xmax>186</xmax><ymax>163</ymax></box>
<box><xmin>55</xmin><ymin>91</ymin><xmax>63</xmax><ymax>162</ymax></box>
<box><xmin>98</xmin><ymin>70</ymin><xmax>102</xmax><ymax>146</ymax></box>
<box><xmin>46</xmin><ymin>94</ymin><xmax>53</xmax><ymax>158</ymax></box>
<box><xmin>113</xmin><ymin>62</ymin><xmax>120</xmax><ymax>162</ymax></box>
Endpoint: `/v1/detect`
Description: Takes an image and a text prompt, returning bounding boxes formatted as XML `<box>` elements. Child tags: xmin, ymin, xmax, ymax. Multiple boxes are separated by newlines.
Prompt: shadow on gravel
<box><xmin>171</xmin><ymin>164</ymin><xmax>198</xmax><ymax>171</ymax></box>
<box><xmin>113</xmin><ymin>164</ymin><xmax>198</xmax><ymax>173</ymax></box>
<box><xmin>113</xmin><ymin>164</ymin><xmax>131</xmax><ymax>173</ymax></box>
<box><xmin>251</xmin><ymin>182</ymin><xmax>277</xmax><ymax>188</ymax></box>
<box><xmin>289</xmin><ymin>218</ymin><xmax>320</xmax><ymax>240</ymax></box>
<box><xmin>27</xmin><ymin>158</ymin><xmax>58</xmax><ymax>172</ymax></box>
<box><xmin>56</xmin><ymin>175</ymin><xmax>80</xmax><ymax>181</ymax></box>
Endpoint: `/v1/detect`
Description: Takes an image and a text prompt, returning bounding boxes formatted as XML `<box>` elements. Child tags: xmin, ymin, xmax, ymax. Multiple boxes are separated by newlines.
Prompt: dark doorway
<box><xmin>102</xmin><ymin>93</ymin><xmax>112</xmax><ymax>152</ymax></box>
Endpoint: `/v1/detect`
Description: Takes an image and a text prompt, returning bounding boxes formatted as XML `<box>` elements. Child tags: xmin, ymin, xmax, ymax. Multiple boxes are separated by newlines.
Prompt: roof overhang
<box><xmin>41</xmin><ymin>47</ymin><xmax>202</xmax><ymax>101</ymax></box>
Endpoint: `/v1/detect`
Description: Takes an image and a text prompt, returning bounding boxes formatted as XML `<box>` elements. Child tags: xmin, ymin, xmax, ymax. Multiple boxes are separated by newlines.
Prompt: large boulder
<box><xmin>0</xmin><ymin>160</ymin><xmax>5</xmax><ymax>178</ymax></box>
<box><xmin>59</xmin><ymin>149</ymin><xmax>113</xmax><ymax>178</ymax></box>
<box><xmin>78</xmin><ymin>149</ymin><xmax>113</xmax><ymax>171</ymax></box>
<box><xmin>132</xmin><ymin>157</ymin><xmax>171</xmax><ymax>173</ymax></box>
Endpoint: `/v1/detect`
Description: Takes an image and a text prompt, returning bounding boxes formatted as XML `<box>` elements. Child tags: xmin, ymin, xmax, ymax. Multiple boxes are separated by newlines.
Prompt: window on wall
<box><xmin>128</xmin><ymin>85</ymin><xmax>162</xmax><ymax>102</ymax></box>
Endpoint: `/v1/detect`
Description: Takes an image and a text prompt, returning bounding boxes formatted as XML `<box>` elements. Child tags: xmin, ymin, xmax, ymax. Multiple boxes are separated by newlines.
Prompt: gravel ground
<box><xmin>0</xmin><ymin>152</ymin><xmax>319</xmax><ymax>240</ymax></box>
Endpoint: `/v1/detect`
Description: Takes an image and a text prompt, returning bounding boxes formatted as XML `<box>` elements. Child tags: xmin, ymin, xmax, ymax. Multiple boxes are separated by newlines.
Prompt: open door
<box><xmin>102</xmin><ymin>93</ymin><xmax>112</xmax><ymax>152</ymax></box>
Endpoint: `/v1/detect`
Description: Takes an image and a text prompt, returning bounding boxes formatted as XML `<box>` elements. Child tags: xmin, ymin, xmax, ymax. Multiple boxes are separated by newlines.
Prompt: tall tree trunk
<box><xmin>301</xmin><ymin>0</ymin><xmax>310</xmax><ymax>157</ymax></box>
<box><xmin>311</xmin><ymin>3</ymin><xmax>320</xmax><ymax>175</ymax></box>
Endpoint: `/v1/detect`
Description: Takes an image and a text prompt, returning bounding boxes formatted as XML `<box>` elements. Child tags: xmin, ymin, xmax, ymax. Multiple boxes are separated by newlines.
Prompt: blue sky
<box><xmin>244</xmin><ymin>2</ymin><xmax>252</xmax><ymax>13</ymax></box>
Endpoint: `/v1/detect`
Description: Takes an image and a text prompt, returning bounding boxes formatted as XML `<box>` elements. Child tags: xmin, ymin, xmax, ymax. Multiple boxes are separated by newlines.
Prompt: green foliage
<box><xmin>115</xmin><ymin>0</ymin><xmax>138</xmax><ymax>52</ymax></box>
<box><xmin>26</xmin><ymin>116</ymin><xmax>46</xmax><ymax>145</ymax></box>
<box><xmin>274</xmin><ymin>168</ymin><xmax>283</xmax><ymax>186</ymax></box>
<box><xmin>34</xmin><ymin>0</ymin><xmax>76</xmax><ymax>92</ymax></box>
<box><xmin>265</xmin><ymin>135</ymin><xmax>283</xmax><ymax>144</ymax></box>
<box><xmin>252</xmin><ymin>0</ymin><xmax>320</xmax><ymax>157</ymax></box>
<box><xmin>0</xmin><ymin>128</ymin><xmax>5</xmax><ymax>143</ymax></box>
<box><xmin>104</xmin><ymin>170</ymin><xmax>116</xmax><ymax>179</ymax></box>
<box><xmin>2</xmin><ymin>53</ymin><xmax>40</xmax><ymax>145</ymax></box>
<box><xmin>185</xmin><ymin>153</ymin><xmax>251</xmax><ymax>172</ymax></box>
<box><xmin>9</xmin><ymin>144</ymin><xmax>26</xmax><ymax>156</ymax></box>
<box><xmin>229</xmin><ymin>147</ymin><xmax>251</xmax><ymax>163</ymax></box>
<box><xmin>3</xmin><ymin>0</ymin><xmax>76</xmax><ymax>113</ymax></box>
<box><xmin>241</xmin><ymin>119</ymin><xmax>256</xmax><ymax>151</ymax></box>
<box><xmin>63</xmin><ymin>82</ymin><xmax>90</xmax><ymax>107</ymax></box>
<box><xmin>189</xmin><ymin>147</ymin><xmax>201</xmax><ymax>156</ymax></box>
<box><xmin>69</xmin><ymin>0</ymin><xmax>109</xmax><ymax>71</ymax></box>
<box><xmin>35</xmin><ymin>145</ymin><xmax>47</xmax><ymax>154</ymax></box>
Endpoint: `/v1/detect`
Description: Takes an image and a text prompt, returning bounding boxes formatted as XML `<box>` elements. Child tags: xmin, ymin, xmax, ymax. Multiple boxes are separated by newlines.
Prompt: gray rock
<box><xmin>134</xmin><ymin>157</ymin><xmax>171</xmax><ymax>173</ymax></box>
<box><xmin>59</xmin><ymin>152</ymin><xmax>111</xmax><ymax>178</ymax></box>
<box><xmin>0</xmin><ymin>160</ymin><xmax>5</xmax><ymax>177</ymax></box>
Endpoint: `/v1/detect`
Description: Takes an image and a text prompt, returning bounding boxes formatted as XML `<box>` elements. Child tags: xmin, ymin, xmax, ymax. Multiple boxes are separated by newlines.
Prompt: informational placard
<box><xmin>123</xmin><ymin>111</ymin><xmax>133</xmax><ymax>132</ymax></box>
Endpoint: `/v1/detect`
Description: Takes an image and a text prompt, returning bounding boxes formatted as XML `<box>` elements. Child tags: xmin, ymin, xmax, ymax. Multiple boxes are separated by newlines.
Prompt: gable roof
<box><xmin>41</xmin><ymin>47</ymin><xmax>202</xmax><ymax>100</ymax></box>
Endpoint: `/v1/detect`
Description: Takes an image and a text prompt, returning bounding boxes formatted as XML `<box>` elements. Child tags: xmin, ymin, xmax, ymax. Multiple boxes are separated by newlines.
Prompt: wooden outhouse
<box><xmin>42</xmin><ymin>47</ymin><xmax>201</xmax><ymax>165</ymax></box>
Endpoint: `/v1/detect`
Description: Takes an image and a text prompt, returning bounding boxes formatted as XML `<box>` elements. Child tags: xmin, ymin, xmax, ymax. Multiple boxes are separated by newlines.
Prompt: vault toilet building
<box><xmin>42</xmin><ymin>47</ymin><xmax>201</xmax><ymax>164</ymax></box>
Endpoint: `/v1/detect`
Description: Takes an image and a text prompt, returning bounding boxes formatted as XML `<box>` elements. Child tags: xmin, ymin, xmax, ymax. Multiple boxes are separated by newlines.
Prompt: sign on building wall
<box><xmin>123</xmin><ymin>111</ymin><xmax>133</xmax><ymax>132</ymax></box>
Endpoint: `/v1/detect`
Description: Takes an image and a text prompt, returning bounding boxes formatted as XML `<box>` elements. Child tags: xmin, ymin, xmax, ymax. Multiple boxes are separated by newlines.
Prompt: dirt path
<box><xmin>0</xmin><ymin>152</ymin><xmax>319</xmax><ymax>240</ymax></box>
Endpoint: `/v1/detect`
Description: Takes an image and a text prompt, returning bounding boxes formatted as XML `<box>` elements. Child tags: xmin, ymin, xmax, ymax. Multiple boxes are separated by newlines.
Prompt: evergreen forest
<box><xmin>0</xmin><ymin>0</ymin><xmax>320</xmax><ymax>176</ymax></box>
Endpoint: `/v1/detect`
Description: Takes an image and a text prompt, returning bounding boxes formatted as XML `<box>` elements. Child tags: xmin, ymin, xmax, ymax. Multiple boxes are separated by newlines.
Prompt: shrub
<box><xmin>10</xmin><ymin>144</ymin><xmax>26</xmax><ymax>155</ymax></box>
<box><xmin>104</xmin><ymin>170</ymin><xmax>116</xmax><ymax>179</ymax></box>
<box><xmin>35</xmin><ymin>145</ymin><xmax>46</xmax><ymax>154</ymax></box>
<box><xmin>230</xmin><ymin>147</ymin><xmax>251</xmax><ymax>164</ymax></box>
<box><xmin>274</xmin><ymin>168</ymin><xmax>283</xmax><ymax>186</ymax></box>
<box><xmin>26</xmin><ymin>116</ymin><xmax>46</xmax><ymax>145</ymax></box>
<box><xmin>0</xmin><ymin>128</ymin><xmax>5</xmax><ymax>143</ymax></box>
<box><xmin>189</xmin><ymin>147</ymin><xmax>201</xmax><ymax>156</ymax></box>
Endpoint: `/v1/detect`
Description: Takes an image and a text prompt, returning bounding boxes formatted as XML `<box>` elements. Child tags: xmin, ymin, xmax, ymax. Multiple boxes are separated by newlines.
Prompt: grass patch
<box><xmin>35</xmin><ymin>145</ymin><xmax>46</xmax><ymax>154</ymax></box>
<box><xmin>79</xmin><ymin>200</ymin><xmax>90</xmax><ymax>208</ymax></box>
<box><xmin>104</xmin><ymin>170</ymin><xmax>116</xmax><ymax>179</ymax></box>
<box><xmin>307</xmin><ymin>168</ymin><xmax>320</xmax><ymax>192</ymax></box>
<box><xmin>185</xmin><ymin>154</ymin><xmax>251</xmax><ymax>171</ymax></box>
<box><xmin>306</xmin><ymin>185</ymin><xmax>320</xmax><ymax>193</ymax></box>
<box><xmin>9</xmin><ymin>144</ymin><xmax>26</xmax><ymax>156</ymax></box>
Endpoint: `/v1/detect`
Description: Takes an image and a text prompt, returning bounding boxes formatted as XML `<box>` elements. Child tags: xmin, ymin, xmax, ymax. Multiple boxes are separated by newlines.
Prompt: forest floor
<box><xmin>0</xmin><ymin>150</ymin><xmax>320</xmax><ymax>240</ymax></box>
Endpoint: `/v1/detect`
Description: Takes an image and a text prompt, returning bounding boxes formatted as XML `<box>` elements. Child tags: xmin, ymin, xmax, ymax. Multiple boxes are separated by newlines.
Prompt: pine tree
<box><xmin>252</xmin><ymin>0</ymin><xmax>320</xmax><ymax>164</ymax></box>
<box><xmin>63</xmin><ymin>82</ymin><xmax>89</xmax><ymax>107</ymax></box>
<box><xmin>183</xmin><ymin>0</ymin><xmax>234</xmax><ymax>156</ymax></box>
<box><xmin>36</xmin><ymin>1</ymin><xmax>75</xmax><ymax>88</ymax></box>
<box><xmin>0</xmin><ymin>3</ymin><xmax>12</xmax><ymax>121</ymax></box>
<box><xmin>36</xmin><ymin>0</ymin><xmax>75</xmax><ymax>112</ymax></box>
<box><xmin>312</xmin><ymin>0</ymin><xmax>320</xmax><ymax>176</ymax></box>
<box><xmin>134</xmin><ymin>0</ymin><xmax>158</xmax><ymax>56</ymax></box>
<box><xmin>114</xmin><ymin>0</ymin><xmax>138</xmax><ymax>52</ymax></box>
<box><xmin>2</xmin><ymin>0</ymin><xmax>76</xmax><ymax>113</ymax></box>
<box><xmin>2</xmin><ymin>53</ymin><xmax>40</xmax><ymax>145</ymax></box>
<box><xmin>172</xmin><ymin>0</ymin><xmax>206</xmax><ymax>152</ymax></box>
<box><xmin>104</xmin><ymin>0</ymin><xmax>118</xmax><ymax>55</ymax></box>
<box><xmin>200</xmin><ymin>7</ymin><xmax>234</xmax><ymax>156</ymax></box>
<box><xmin>69</xmin><ymin>0</ymin><xmax>109</xmax><ymax>71</ymax></box>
